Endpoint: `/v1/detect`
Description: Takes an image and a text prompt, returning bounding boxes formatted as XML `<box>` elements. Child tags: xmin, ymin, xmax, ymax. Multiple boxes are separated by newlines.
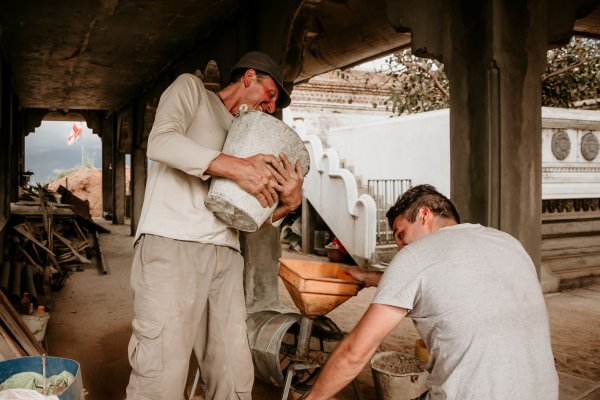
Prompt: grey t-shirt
<box><xmin>373</xmin><ymin>223</ymin><xmax>558</xmax><ymax>400</ymax></box>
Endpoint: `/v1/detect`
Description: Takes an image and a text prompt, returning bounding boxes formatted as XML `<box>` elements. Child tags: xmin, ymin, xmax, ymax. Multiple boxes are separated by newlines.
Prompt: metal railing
<box><xmin>367</xmin><ymin>179</ymin><xmax>412</xmax><ymax>244</ymax></box>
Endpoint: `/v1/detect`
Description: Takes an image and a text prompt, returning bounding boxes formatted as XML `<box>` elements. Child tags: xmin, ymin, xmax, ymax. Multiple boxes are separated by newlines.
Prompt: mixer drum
<box><xmin>246</xmin><ymin>311</ymin><xmax>343</xmax><ymax>392</ymax></box>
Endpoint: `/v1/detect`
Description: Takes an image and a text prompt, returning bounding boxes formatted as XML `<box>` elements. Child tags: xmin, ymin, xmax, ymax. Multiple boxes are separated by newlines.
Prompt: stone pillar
<box><xmin>0</xmin><ymin>59</ymin><xmax>10</xmax><ymax>259</ymax></box>
<box><xmin>130</xmin><ymin>111</ymin><xmax>146</xmax><ymax>237</ymax></box>
<box><xmin>386</xmin><ymin>0</ymin><xmax>551</xmax><ymax>276</ymax></box>
<box><xmin>445</xmin><ymin>1</ymin><xmax>547</xmax><ymax>276</ymax></box>
<box><xmin>101</xmin><ymin>116</ymin><xmax>115</xmax><ymax>220</ymax></box>
<box><xmin>0</xmin><ymin>59</ymin><xmax>10</xmax><ymax>224</ymax></box>
<box><xmin>301</xmin><ymin>197</ymin><xmax>317</xmax><ymax>255</ymax></box>
<box><xmin>112</xmin><ymin>113</ymin><xmax>126</xmax><ymax>224</ymax></box>
<box><xmin>240</xmin><ymin>225</ymin><xmax>281</xmax><ymax>312</ymax></box>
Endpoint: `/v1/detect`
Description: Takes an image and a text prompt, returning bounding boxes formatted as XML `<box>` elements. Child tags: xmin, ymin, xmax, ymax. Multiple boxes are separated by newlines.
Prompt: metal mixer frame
<box><xmin>280</xmin><ymin>315</ymin><xmax>363</xmax><ymax>400</ymax></box>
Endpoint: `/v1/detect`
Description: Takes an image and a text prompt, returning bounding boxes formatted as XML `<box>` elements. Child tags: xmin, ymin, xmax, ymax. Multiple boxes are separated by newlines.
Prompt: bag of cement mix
<box><xmin>0</xmin><ymin>370</ymin><xmax>74</xmax><ymax>397</ymax></box>
<box><xmin>0</xmin><ymin>388</ymin><xmax>59</xmax><ymax>399</ymax></box>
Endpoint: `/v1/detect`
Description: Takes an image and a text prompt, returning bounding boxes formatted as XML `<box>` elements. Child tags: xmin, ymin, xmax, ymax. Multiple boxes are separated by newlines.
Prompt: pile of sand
<box><xmin>48</xmin><ymin>168</ymin><xmax>103</xmax><ymax>217</ymax></box>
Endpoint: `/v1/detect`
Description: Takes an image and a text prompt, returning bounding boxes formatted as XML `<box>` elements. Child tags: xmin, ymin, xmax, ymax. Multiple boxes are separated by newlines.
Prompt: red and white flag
<box><xmin>67</xmin><ymin>123</ymin><xmax>82</xmax><ymax>146</ymax></box>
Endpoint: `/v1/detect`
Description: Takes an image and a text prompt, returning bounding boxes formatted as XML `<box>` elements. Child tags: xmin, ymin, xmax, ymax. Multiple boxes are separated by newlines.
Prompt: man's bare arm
<box><xmin>304</xmin><ymin>304</ymin><xmax>408</xmax><ymax>400</ymax></box>
<box><xmin>344</xmin><ymin>268</ymin><xmax>383</xmax><ymax>288</ymax></box>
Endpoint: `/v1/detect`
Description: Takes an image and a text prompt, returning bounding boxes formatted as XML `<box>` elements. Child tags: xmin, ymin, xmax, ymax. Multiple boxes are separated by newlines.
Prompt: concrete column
<box><xmin>101</xmin><ymin>116</ymin><xmax>115</xmax><ymax>219</ymax></box>
<box><xmin>444</xmin><ymin>1</ymin><xmax>547</xmax><ymax>275</ymax></box>
<box><xmin>9</xmin><ymin>94</ymin><xmax>19</xmax><ymax>203</ymax></box>
<box><xmin>0</xmin><ymin>59</ymin><xmax>9</xmax><ymax>259</ymax></box>
<box><xmin>240</xmin><ymin>225</ymin><xmax>281</xmax><ymax>312</ymax></box>
<box><xmin>301</xmin><ymin>197</ymin><xmax>316</xmax><ymax>255</ymax></box>
<box><xmin>386</xmin><ymin>0</ymin><xmax>550</xmax><ymax>275</ymax></box>
<box><xmin>0</xmin><ymin>59</ymin><xmax>10</xmax><ymax>224</ymax></box>
<box><xmin>130</xmin><ymin>110</ymin><xmax>146</xmax><ymax>237</ymax></box>
<box><xmin>112</xmin><ymin>124</ymin><xmax>126</xmax><ymax>225</ymax></box>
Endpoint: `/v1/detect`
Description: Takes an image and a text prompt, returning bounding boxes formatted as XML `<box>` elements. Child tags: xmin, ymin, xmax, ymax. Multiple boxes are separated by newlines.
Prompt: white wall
<box><xmin>326</xmin><ymin>108</ymin><xmax>451</xmax><ymax>197</ymax></box>
<box><xmin>541</xmin><ymin>107</ymin><xmax>600</xmax><ymax>199</ymax></box>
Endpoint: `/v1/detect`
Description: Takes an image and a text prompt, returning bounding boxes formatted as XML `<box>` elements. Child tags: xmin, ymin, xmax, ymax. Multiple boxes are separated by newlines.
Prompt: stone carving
<box><xmin>581</xmin><ymin>132</ymin><xmax>599</xmax><ymax>161</ymax></box>
<box><xmin>543</xmin><ymin>198</ymin><xmax>600</xmax><ymax>213</ymax></box>
<box><xmin>551</xmin><ymin>130</ymin><xmax>571</xmax><ymax>160</ymax></box>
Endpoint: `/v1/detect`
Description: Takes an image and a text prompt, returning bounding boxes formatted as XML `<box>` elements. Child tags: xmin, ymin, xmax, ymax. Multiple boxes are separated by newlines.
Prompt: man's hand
<box><xmin>270</xmin><ymin>153</ymin><xmax>303</xmax><ymax>212</ymax></box>
<box><xmin>270</xmin><ymin>153</ymin><xmax>304</xmax><ymax>223</ymax></box>
<box><xmin>343</xmin><ymin>267</ymin><xmax>383</xmax><ymax>288</ymax></box>
<box><xmin>304</xmin><ymin>304</ymin><xmax>408</xmax><ymax>400</ymax></box>
<box><xmin>206</xmin><ymin>153</ymin><xmax>280</xmax><ymax>208</ymax></box>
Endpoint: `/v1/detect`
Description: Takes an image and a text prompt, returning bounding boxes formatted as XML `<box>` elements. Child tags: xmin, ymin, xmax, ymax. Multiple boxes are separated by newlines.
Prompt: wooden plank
<box><xmin>72</xmin><ymin>219</ymin><xmax>88</xmax><ymax>242</ymax></box>
<box><xmin>10</xmin><ymin>203</ymin><xmax>75</xmax><ymax>217</ymax></box>
<box><xmin>56</xmin><ymin>185</ymin><xmax>91</xmax><ymax>220</ymax></box>
<box><xmin>94</xmin><ymin>231</ymin><xmax>109</xmax><ymax>275</ymax></box>
<box><xmin>18</xmin><ymin>246</ymin><xmax>42</xmax><ymax>270</ymax></box>
<box><xmin>0</xmin><ymin>213</ymin><xmax>6</xmax><ymax>232</ymax></box>
<box><xmin>13</xmin><ymin>224</ymin><xmax>56</xmax><ymax>257</ymax></box>
<box><xmin>0</xmin><ymin>323</ymin><xmax>26</xmax><ymax>359</ymax></box>
<box><xmin>0</xmin><ymin>290</ymin><xmax>43</xmax><ymax>355</ymax></box>
<box><xmin>53</xmin><ymin>231</ymin><xmax>91</xmax><ymax>264</ymax></box>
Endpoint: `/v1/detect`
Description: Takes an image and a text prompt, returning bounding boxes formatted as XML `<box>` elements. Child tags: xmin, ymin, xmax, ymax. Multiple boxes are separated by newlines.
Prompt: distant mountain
<box><xmin>25</xmin><ymin>121</ymin><xmax>102</xmax><ymax>184</ymax></box>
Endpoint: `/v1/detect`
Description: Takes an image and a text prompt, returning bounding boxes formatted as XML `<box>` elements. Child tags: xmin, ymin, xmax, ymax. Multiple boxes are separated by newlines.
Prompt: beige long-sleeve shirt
<box><xmin>135</xmin><ymin>73</ymin><xmax>240</xmax><ymax>250</ymax></box>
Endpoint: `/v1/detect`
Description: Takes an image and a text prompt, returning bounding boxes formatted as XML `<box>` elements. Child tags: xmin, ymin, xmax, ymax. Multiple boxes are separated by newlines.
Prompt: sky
<box><xmin>25</xmin><ymin>121</ymin><xmax>102</xmax><ymax>185</ymax></box>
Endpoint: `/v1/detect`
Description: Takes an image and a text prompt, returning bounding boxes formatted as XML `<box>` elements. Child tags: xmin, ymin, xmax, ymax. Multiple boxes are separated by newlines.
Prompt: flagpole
<box><xmin>80</xmin><ymin>123</ymin><xmax>84</xmax><ymax>167</ymax></box>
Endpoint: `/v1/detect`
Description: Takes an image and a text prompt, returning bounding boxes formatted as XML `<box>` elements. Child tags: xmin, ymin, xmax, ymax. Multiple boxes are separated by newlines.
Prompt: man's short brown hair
<box><xmin>386</xmin><ymin>184</ymin><xmax>460</xmax><ymax>228</ymax></box>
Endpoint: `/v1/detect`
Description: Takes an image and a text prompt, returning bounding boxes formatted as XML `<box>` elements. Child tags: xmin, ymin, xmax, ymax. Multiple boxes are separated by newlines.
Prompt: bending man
<box><xmin>305</xmin><ymin>184</ymin><xmax>558</xmax><ymax>400</ymax></box>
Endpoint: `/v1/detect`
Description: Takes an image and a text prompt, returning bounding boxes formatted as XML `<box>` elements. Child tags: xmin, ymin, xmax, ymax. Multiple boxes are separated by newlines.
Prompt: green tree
<box><xmin>340</xmin><ymin>36</ymin><xmax>599</xmax><ymax>114</ymax></box>
<box><xmin>542</xmin><ymin>37</ymin><xmax>600</xmax><ymax>108</ymax></box>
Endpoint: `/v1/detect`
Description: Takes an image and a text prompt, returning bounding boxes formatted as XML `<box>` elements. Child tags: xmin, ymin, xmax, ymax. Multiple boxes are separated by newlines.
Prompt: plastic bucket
<box><xmin>370</xmin><ymin>351</ymin><xmax>429</xmax><ymax>400</ymax></box>
<box><xmin>205</xmin><ymin>109</ymin><xmax>310</xmax><ymax>232</ymax></box>
<box><xmin>0</xmin><ymin>356</ymin><xmax>84</xmax><ymax>400</ymax></box>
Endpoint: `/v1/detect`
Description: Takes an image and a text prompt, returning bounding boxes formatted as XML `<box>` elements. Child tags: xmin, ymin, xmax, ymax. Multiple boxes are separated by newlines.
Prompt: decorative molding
<box><xmin>542</xmin><ymin>198</ymin><xmax>600</xmax><ymax>213</ymax></box>
<box><xmin>581</xmin><ymin>132</ymin><xmax>599</xmax><ymax>161</ymax></box>
<box><xmin>23</xmin><ymin>109</ymin><xmax>104</xmax><ymax>137</ymax></box>
<box><xmin>542</xmin><ymin>166</ymin><xmax>600</xmax><ymax>172</ymax></box>
<box><xmin>291</xmin><ymin>71</ymin><xmax>395</xmax><ymax>113</ymax></box>
<box><xmin>299</xmin><ymin>129</ymin><xmax>377</xmax><ymax>267</ymax></box>
<box><xmin>551</xmin><ymin>130</ymin><xmax>570</xmax><ymax>160</ymax></box>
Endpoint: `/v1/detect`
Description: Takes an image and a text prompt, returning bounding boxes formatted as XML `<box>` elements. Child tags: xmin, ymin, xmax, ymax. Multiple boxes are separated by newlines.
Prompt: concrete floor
<box><xmin>44</xmin><ymin>221</ymin><xmax>600</xmax><ymax>400</ymax></box>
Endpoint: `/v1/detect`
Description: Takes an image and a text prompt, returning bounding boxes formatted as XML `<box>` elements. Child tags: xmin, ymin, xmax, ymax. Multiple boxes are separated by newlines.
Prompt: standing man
<box><xmin>126</xmin><ymin>51</ymin><xmax>303</xmax><ymax>400</ymax></box>
<box><xmin>305</xmin><ymin>184</ymin><xmax>558</xmax><ymax>400</ymax></box>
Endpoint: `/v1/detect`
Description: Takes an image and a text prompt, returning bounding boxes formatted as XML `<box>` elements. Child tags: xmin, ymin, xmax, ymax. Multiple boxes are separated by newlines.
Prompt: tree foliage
<box><xmin>341</xmin><ymin>36</ymin><xmax>599</xmax><ymax>115</ymax></box>
<box><xmin>542</xmin><ymin>38</ymin><xmax>600</xmax><ymax>108</ymax></box>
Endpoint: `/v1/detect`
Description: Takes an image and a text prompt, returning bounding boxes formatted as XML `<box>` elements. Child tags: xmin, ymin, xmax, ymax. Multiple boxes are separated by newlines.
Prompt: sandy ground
<box><xmin>47</xmin><ymin>167</ymin><xmax>131</xmax><ymax>218</ymax></box>
<box><xmin>48</xmin><ymin>168</ymin><xmax>104</xmax><ymax>217</ymax></box>
<box><xmin>45</xmin><ymin>221</ymin><xmax>600</xmax><ymax>400</ymax></box>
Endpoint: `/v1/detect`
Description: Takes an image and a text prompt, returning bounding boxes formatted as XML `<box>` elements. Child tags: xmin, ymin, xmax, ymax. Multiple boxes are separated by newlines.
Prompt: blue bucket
<box><xmin>0</xmin><ymin>356</ymin><xmax>83</xmax><ymax>400</ymax></box>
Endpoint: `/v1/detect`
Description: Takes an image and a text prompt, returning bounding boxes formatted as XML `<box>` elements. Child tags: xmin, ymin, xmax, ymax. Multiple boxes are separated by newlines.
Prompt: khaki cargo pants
<box><xmin>126</xmin><ymin>235</ymin><xmax>253</xmax><ymax>400</ymax></box>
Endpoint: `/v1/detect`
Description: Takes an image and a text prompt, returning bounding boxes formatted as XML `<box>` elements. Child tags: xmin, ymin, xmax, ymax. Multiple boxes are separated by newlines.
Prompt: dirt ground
<box><xmin>47</xmin><ymin>168</ymin><xmax>104</xmax><ymax>217</ymax></box>
<box><xmin>45</xmin><ymin>221</ymin><xmax>600</xmax><ymax>400</ymax></box>
<box><xmin>47</xmin><ymin>167</ymin><xmax>130</xmax><ymax>218</ymax></box>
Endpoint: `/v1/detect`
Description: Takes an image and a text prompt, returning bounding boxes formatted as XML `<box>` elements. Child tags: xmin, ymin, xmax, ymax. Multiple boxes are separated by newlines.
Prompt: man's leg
<box><xmin>126</xmin><ymin>235</ymin><xmax>216</xmax><ymax>400</ymax></box>
<box><xmin>194</xmin><ymin>246</ymin><xmax>254</xmax><ymax>400</ymax></box>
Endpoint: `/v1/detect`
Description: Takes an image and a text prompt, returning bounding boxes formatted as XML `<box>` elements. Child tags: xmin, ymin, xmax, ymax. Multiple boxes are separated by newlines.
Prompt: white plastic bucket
<box><xmin>205</xmin><ymin>109</ymin><xmax>310</xmax><ymax>232</ymax></box>
<box><xmin>370</xmin><ymin>351</ymin><xmax>429</xmax><ymax>400</ymax></box>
